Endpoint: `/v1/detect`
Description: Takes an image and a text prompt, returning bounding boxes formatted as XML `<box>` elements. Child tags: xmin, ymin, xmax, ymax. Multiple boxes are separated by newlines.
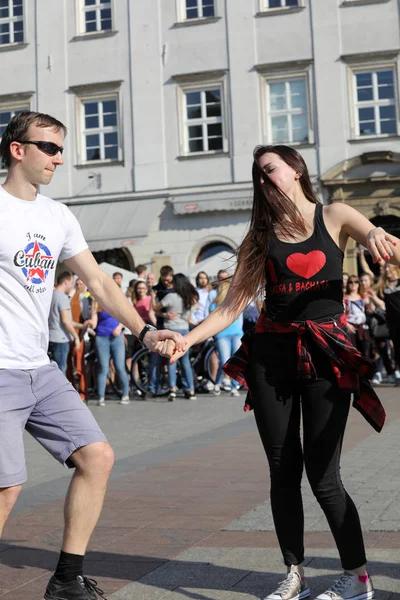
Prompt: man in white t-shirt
<box><xmin>0</xmin><ymin>111</ymin><xmax>185</xmax><ymax>600</ymax></box>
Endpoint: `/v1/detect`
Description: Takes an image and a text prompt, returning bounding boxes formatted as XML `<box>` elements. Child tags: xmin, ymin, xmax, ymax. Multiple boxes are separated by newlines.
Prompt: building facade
<box><xmin>0</xmin><ymin>0</ymin><xmax>399</xmax><ymax>276</ymax></box>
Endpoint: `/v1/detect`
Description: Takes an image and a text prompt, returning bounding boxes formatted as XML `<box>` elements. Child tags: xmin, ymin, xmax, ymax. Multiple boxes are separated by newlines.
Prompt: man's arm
<box><xmin>60</xmin><ymin>309</ymin><xmax>80</xmax><ymax>350</ymax></box>
<box><xmin>64</xmin><ymin>249</ymin><xmax>185</xmax><ymax>355</ymax></box>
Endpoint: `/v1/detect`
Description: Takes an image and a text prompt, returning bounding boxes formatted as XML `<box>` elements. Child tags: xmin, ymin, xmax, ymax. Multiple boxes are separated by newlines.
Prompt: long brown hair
<box><xmin>374</xmin><ymin>264</ymin><xmax>400</xmax><ymax>299</ymax></box>
<box><xmin>230</xmin><ymin>144</ymin><xmax>320</xmax><ymax>310</ymax></box>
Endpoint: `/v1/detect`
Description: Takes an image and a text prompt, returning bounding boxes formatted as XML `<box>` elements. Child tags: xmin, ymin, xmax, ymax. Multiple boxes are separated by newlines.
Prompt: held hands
<box><xmin>170</xmin><ymin>336</ymin><xmax>191</xmax><ymax>364</ymax></box>
<box><xmin>366</xmin><ymin>227</ymin><xmax>397</xmax><ymax>263</ymax></box>
<box><xmin>143</xmin><ymin>329</ymin><xmax>187</xmax><ymax>358</ymax></box>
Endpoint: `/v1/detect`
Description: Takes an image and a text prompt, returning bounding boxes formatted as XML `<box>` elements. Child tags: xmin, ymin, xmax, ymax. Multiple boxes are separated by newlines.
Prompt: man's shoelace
<box><xmin>83</xmin><ymin>577</ymin><xmax>107</xmax><ymax>599</ymax></box>
<box><xmin>275</xmin><ymin>572</ymin><xmax>300</xmax><ymax>595</ymax></box>
<box><xmin>326</xmin><ymin>574</ymin><xmax>354</xmax><ymax>596</ymax></box>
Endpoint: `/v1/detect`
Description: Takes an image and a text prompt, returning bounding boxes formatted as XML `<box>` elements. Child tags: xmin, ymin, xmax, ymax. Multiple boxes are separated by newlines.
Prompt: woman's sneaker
<box><xmin>119</xmin><ymin>396</ymin><xmax>130</xmax><ymax>405</ymax></box>
<box><xmin>184</xmin><ymin>391</ymin><xmax>197</xmax><ymax>400</ymax></box>
<box><xmin>315</xmin><ymin>572</ymin><xmax>374</xmax><ymax>600</ymax></box>
<box><xmin>230</xmin><ymin>388</ymin><xmax>240</xmax><ymax>397</ymax></box>
<box><xmin>97</xmin><ymin>398</ymin><xmax>106</xmax><ymax>407</ymax></box>
<box><xmin>213</xmin><ymin>384</ymin><xmax>221</xmax><ymax>396</ymax></box>
<box><xmin>265</xmin><ymin>567</ymin><xmax>310</xmax><ymax>600</ymax></box>
<box><xmin>371</xmin><ymin>372</ymin><xmax>382</xmax><ymax>386</ymax></box>
<box><xmin>168</xmin><ymin>391</ymin><xmax>176</xmax><ymax>402</ymax></box>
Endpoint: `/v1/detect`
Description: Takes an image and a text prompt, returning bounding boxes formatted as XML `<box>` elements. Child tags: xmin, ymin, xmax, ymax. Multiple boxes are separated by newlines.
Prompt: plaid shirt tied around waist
<box><xmin>223</xmin><ymin>312</ymin><xmax>385</xmax><ymax>433</ymax></box>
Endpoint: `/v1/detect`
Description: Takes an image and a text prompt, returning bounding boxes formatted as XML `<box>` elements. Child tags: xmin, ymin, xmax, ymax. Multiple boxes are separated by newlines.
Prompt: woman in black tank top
<box><xmin>172</xmin><ymin>145</ymin><xmax>400</xmax><ymax>600</ymax></box>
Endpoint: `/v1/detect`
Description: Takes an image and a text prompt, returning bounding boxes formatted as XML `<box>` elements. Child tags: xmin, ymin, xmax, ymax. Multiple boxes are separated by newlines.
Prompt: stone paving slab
<box><xmin>109</xmin><ymin>548</ymin><xmax>400</xmax><ymax>599</ymax></box>
<box><xmin>227</xmin><ymin>418</ymin><xmax>400</xmax><ymax>533</ymax></box>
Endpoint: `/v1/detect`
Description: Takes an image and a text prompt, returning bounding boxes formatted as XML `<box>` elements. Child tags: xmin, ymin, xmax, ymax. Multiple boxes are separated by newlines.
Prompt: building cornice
<box><xmin>254</xmin><ymin>59</ymin><xmax>313</xmax><ymax>73</ymax></box>
<box><xmin>171</xmin><ymin>69</ymin><xmax>228</xmax><ymax>84</ymax></box>
<box><xmin>68</xmin><ymin>80</ymin><xmax>123</xmax><ymax>94</ymax></box>
<box><xmin>340</xmin><ymin>49</ymin><xmax>399</xmax><ymax>63</ymax></box>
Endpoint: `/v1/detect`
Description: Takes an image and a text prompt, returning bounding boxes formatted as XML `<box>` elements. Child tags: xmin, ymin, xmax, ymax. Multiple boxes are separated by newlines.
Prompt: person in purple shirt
<box><xmin>90</xmin><ymin>301</ymin><xmax>130</xmax><ymax>406</ymax></box>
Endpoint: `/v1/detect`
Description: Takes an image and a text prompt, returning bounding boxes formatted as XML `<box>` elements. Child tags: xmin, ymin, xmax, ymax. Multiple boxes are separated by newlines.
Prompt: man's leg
<box><xmin>0</xmin><ymin>485</ymin><xmax>22</xmax><ymax>537</ymax></box>
<box><xmin>62</xmin><ymin>442</ymin><xmax>114</xmax><ymax>554</ymax></box>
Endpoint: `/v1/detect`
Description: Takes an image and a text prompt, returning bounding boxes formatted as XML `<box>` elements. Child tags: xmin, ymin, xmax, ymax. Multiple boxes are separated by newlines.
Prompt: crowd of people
<box><xmin>48</xmin><ymin>264</ymin><xmax>252</xmax><ymax>404</ymax></box>
<box><xmin>342</xmin><ymin>247</ymin><xmax>400</xmax><ymax>386</ymax></box>
<box><xmin>48</xmin><ymin>249</ymin><xmax>400</xmax><ymax>406</ymax></box>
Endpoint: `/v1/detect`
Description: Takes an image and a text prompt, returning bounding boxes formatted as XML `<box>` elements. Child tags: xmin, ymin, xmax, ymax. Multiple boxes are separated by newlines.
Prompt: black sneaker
<box><xmin>44</xmin><ymin>575</ymin><xmax>107</xmax><ymax>599</ymax></box>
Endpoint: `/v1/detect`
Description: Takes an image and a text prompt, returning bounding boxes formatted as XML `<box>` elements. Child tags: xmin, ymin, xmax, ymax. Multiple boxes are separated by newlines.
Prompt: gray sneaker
<box><xmin>316</xmin><ymin>572</ymin><xmax>374</xmax><ymax>600</ymax></box>
<box><xmin>265</xmin><ymin>567</ymin><xmax>310</xmax><ymax>600</ymax></box>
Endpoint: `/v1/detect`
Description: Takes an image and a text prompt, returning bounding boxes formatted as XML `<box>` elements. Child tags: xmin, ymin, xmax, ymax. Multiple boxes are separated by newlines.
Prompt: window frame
<box><xmin>75</xmin><ymin>87</ymin><xmax>122</xmax><ymax>165</ymax></box>
<box><xmin>0</xmin><ymin>0</ymin><xmax>24</xmax><ymax>46</ymax></box>
<box><xmin>261</xmin><ymin>66</ymin><xmax>314</xmax><ymax>146</ymax></box>
<box><xmin>348</xmin><ymin>62</ymin><xmax>399</xmax><ymax>140</ymax></box>
<box><xmin>176</xmin><ymin>0</ymin><xmax>217</xmax><ymax>23</ymax></box>
<box><xmin>178</xmin><ymin>79</ymin><xmax>228</xmax><ymax>157</ymax></box>
<box><xmin>258</xmin><ymin>0</ymin><xmax>304</xmax><ymax>12</ymax></box>
<box><xmin>78</xmin><ymin>0</ymin><xmax>114</xmax><ymax>36</ymax></box>
<box><xmin>0</xmin><ymin>97</ymin><xmax>32</xmax><ymax>170</ymax></box>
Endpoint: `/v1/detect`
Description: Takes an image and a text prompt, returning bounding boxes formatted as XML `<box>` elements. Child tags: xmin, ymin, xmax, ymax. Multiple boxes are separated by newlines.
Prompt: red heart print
<box><xmin>286</xmin><ymin>251</ymin><xmax>326</xmax><ymax>280</ymax></box>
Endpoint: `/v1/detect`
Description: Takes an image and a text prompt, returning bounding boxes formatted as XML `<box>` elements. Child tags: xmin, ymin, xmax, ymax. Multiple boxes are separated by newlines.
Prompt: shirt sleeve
<box><xmin>160</xmin><ymin>296</ymin><xmax>169</xmax><ymax>308</ymax></box>
<box><xmin>59</xmin><ymin>203</ymin><xmax>89</xmax><ymax>263</ymax></box>
<box><xmin>59</xmin><ymin>293</ymin><xmax>72</xmax><ymax>311</ymax></box>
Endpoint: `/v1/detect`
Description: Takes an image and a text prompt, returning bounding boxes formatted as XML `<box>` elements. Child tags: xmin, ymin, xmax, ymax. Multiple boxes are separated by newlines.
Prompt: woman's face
<box><xmin>136</xmin><ymin>283</ymin><xmax>147</xmax><ymax>297</ymax></box>
<box><xmin>385</xmin><ymin>263</ymin><xmax>399</xmax><ymax>281</ymax></box>
<box><xmin>348</xmin><ymin>276</ymin><xmax>360</xmax><ymax>293</ymax></box>
<box><xmin>258</xmin><ymin>152</ymin><xmax>300</xmax><ymax>196</ymax></box>
<box><xmin>360</xmin><ymin>274</ymin><xmax>371</xmax><ymax>290</ymax></box>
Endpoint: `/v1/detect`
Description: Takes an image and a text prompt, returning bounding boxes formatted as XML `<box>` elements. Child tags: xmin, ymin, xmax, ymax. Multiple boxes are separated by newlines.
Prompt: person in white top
<box><xmin>0</xmin><ymin>111</ymin><xmax>184</xmax><ymax>600</ymax></box>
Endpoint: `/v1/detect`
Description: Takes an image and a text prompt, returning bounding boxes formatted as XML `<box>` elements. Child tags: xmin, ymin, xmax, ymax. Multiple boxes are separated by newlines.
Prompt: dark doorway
<box><xmin>92</xmin><ymin>248</ymin><xmax>134</xmax><ymax>271</ymax></box>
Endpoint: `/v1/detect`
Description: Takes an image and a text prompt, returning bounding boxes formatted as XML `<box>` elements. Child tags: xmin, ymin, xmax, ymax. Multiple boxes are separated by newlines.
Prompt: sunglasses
<box><xmin>349</xmin><ymin>280</ymin><xmax>359</xmax><ymax>284</ymax></box>
<box><xmin>18</xmin><ymin>140</ymin><xmax>64</xmax><ymax>156</ymax></box>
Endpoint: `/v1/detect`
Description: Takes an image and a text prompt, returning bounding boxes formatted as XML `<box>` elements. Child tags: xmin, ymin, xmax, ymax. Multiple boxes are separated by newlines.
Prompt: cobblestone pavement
<box><xmin>0</xmin><ymin>385</ymin><xmax>398</xmax><ymax>599</ymax></box>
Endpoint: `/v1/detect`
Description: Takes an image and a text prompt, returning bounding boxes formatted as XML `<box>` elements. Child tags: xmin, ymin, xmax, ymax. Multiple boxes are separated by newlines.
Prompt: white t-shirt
<box><xmin>0</xmin><ymin>186</ymin><xmax>88</xmax><ymax>368</ymax></box>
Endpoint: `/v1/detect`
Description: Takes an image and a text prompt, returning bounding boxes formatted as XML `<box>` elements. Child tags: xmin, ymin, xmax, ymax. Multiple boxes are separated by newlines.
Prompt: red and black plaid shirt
<box><xmin>223</xmin><ymin>312</ymin><xmax>385</xmax><ymax>433</ymax></box>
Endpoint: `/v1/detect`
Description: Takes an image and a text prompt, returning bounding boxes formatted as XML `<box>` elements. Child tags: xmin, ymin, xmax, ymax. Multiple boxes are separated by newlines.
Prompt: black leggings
<box><xmin>247</xmin><ymin>333</ymin><xmax>367</xmax><ymax>571</ymax></box>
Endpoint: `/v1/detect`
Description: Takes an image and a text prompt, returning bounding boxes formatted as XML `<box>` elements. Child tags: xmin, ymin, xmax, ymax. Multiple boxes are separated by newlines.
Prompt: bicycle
<box><xmin>130</xmin><ymin>338</ymin><xmax>218</xmax><ymax>397</ymax></box>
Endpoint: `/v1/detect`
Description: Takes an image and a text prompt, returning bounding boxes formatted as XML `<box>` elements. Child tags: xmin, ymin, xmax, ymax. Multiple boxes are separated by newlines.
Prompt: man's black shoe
<box><xmin>44</xmin><ymin>575</ymin><xmax>107</xmax><ymax>599</ymax></box>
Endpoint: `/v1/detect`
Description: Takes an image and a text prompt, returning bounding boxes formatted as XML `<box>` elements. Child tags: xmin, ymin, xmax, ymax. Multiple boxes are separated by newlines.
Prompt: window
<box><xmin>183</xmin><ymin>88</ymin><xmax>224</xmax><ymax>153</ymax></box>
<box><xmin>82</xmin><ymin>98</ymin><xmax>119</xmax><ymax>161</ymax></box>
<box><xmin>262</xmin><ymin>0</ymin><xmax>299</xmax><ymax>8</ymax></box>
<box><xmin>353</xmin><ymin>69</ymin><xmax>397</xmax><ymax>137</ymax></box>
<box><xmin>81</xmin><ymin>0</ymin><xmax>112</xmax><ymax>34</ymax></box>
<box><xmin>184</xmin><ymin>0</ymin><xmax>215</xmax><ymax>19</ymax></box>
<box><xmin>0</xmin><ymin>105</ymin><xmax>28</xmax><ymax>168</ymax></box>
<box><xmin>0</xmin><ymin>0</ymin><xmax>23</xmax><ymax>45</ymax></box>
<box><xmin>267</xmin><ymin>77</ymin><xmax>309</xmax><ymax>144</ymax></box>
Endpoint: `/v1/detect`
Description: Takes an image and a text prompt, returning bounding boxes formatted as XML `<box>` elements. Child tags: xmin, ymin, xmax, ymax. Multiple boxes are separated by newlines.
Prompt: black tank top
<box><xmin>265</xmin><ymin>204</ymin><xmax>344</xmax><ymax>322</ymax></box>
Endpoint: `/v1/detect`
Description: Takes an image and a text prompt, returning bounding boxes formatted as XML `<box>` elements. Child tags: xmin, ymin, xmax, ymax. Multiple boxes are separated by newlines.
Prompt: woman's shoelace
<box><xmin>84</xmin><ymin>577</ymin><xmax>107</xmax><ymax>599</ymax></box>
<box><xmin>329</xmin><ymin>573</ymin><xmax>354</xmax><ymax>594</ymax></box>
<box><xmin>276</xmin><ymin>572</ymin><xmax>299</xmax><ymax>593</ymax></box>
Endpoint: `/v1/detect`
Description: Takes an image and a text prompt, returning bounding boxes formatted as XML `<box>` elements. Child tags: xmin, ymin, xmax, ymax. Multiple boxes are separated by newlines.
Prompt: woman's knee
<box><xmin>72</xmin><ymin>442</ymin><xmax>115</xmax><ymax>475</ymax></box>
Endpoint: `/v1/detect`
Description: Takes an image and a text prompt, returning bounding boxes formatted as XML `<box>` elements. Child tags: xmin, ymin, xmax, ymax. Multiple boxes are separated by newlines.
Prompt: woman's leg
<box><xmin>247</xmin><ymin>335</ymin><xmax>305</xmax><ymax>567</ymax></box>
<box><xmin>95</xmin><ymin>336</ymin><xmax>111</xmax><ymax>399</ymax></box>
<box><xmin>229</xmin><ymin>335</ymin><xmax>242</xmax><ymax>389</ymax></box>
<box><xmin>301</xmin><ymin>377</ymin><xmax>367</xmax><ymax>572</ymax></box>
<box><xmin>377</xmin><ymin>339</ymin><xmax>394</xmax><ymax>375</ymax></box>
<box><xmin>110</xmin><ymin>335</ymin><xmax>130</xmax><ymax>398</ymax></box>
<box><xmin>168</xmin><ymin>357</ymin><xmax>178</xmax><ymax>390</ymax></box>
<box><xmin>215</xmin><ymin>337</ymin><xmax>230</xmax><ymax>385</ymax></box>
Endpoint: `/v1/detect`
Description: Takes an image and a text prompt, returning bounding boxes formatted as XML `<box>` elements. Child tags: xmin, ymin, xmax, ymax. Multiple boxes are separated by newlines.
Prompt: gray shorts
<box><xmin>0</xmin><ymin>362</ymin><xmax>107</xmax><ymax>488</ymax></box>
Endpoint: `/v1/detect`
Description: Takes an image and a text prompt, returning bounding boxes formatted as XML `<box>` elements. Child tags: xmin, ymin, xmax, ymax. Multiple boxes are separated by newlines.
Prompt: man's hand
<box><xmin>74</xmin><ymin>337</ymin><xmax>81</xmax><ymax>351</ymax></box>
<box><xmin>144</xmin><ymin>329</ymin><xmax>186</xmax><ymax>358</ymax></box>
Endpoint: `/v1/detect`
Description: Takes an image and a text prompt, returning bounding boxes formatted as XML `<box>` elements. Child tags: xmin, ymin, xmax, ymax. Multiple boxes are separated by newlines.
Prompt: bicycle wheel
<box><xmin>130</xmin><ymin>348</ymin><xmax>170</xmax><ymax>396</ymax></box>
<box><xmin>204</xmin><ymin>343</ymin><xmax>219</xmax><ymax>385</ymax></box>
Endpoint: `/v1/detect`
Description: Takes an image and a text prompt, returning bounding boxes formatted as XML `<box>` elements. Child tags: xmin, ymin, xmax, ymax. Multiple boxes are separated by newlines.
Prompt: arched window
<box><xmin>196</xmin><ymin>241</ymin><xmax>234</xmax><ymax>263</ymax></box>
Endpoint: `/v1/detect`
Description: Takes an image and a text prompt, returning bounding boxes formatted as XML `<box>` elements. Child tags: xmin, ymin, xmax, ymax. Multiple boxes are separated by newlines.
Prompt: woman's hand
<box><xmin>112</xmin><ymin>324</ymin><xmax>123</xmax><ymax>337</ymax></box>
<box><xmin>366</xmin><ymin>227</ymin><xmax>397</xmax><ymax>264</ymax></box>
<box><xmin>170</xmin><ymin>336</ymin><xmax>191</xmax><ymax>364</ymax></box>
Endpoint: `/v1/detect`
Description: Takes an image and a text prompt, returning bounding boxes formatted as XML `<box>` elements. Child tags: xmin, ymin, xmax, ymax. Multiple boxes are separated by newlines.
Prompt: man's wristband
<box><xmin>138</xmin><ymin>324</ymin><xmax>157</xmax><ymax>344</ymax></box>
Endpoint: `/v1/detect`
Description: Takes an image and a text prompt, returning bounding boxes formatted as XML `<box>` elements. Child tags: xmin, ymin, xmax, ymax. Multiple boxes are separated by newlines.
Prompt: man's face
<box><xmin>218</xmin><ymin>271</ymin><xmax>229</xmax><ymax>281</ymax></box>
<box><xmin>113</xmin><ymin>274</ymin><xmax>123</xmax><ymax>287</ymax></box>
<box><xmin>161</xmin><ymin>274</ymin><xmax>173</xmax><ymax>288</ymax></box>
<box><xmin>13</xmin><ymin>123</ymin><xmax>64</xmax><ymax>186</ymax></box>
<box><xmin>146</xmin><ymin>273</ymin><xmax>156</xmax><ymax>287</ymax></box>
<box><xmin>65</xmin><ymin>277</ymin><xmax>74</xmax><ymax>294</ymax></box>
